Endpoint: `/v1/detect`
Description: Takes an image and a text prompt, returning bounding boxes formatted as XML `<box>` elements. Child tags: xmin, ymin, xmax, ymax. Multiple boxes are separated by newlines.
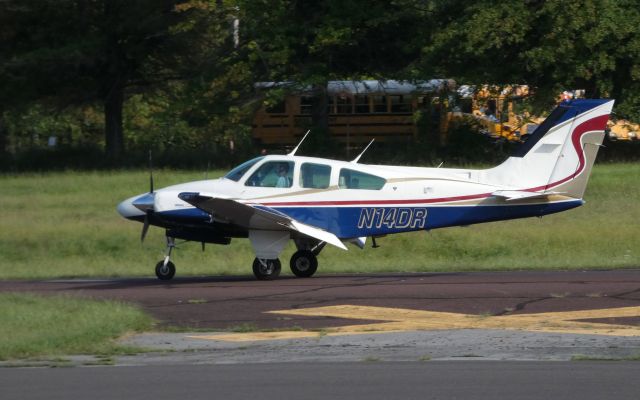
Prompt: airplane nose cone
<box><xmin>117</xmin><ymin>195</ymin><xmax>146</xmax><ymax>219</ymax></box>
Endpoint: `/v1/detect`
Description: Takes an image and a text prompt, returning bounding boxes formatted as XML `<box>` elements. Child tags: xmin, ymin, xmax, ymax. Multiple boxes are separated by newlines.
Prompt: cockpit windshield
<box><xmin>224</xmin><ymin>156</ymin><xmax>265</xmax><ymax>182</ymax></box>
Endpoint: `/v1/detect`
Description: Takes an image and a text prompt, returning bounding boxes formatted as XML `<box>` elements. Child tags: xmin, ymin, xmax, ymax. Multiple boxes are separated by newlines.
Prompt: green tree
<box><xmin>414</xmin><ymin>0</ymin><xmax>640</xmax><ymax>117</ymax></box>
<box><xmin>0</xmin><ymin>0</ymin><xmax>228</xmax><ymax>162</ymax></box>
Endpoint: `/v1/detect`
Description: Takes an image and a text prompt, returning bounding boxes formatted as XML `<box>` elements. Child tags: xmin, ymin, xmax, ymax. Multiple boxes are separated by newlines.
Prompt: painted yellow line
<box><xmin>188</xmin><ymin>305</ymin><xmax>640</xmax><ymax>342</ymax></box>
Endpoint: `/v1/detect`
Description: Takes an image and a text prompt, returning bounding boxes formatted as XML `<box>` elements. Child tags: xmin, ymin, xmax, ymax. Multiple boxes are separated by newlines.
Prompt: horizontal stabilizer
<box><xmin>178</xmin><ymin>192</ymin><xmax>347</xmax><ymax>251</ymax></box>
<box><xmin>491</xmin><ymin>190</ymin><xmax>558</xmax><ymax>201</ymax></box>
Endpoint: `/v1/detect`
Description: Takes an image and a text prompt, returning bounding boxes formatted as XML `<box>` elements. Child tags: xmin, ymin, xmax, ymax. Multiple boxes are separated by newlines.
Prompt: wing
<box><xmin>178</xmin><ymin>192</ymin><xmax>347</xmax><ymax>250</ymax></box>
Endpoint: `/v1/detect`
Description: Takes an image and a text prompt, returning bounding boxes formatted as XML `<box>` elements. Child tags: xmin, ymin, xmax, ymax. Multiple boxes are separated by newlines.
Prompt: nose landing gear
<box><xmin>155</xmin><ymin>236</ymin><xmax>176</xmax><ymax>280</ymax></box>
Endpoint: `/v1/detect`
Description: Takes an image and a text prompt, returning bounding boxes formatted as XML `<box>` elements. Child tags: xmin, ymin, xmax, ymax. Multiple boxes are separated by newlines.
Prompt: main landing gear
<box><xmin>251</xmin><ymin>251</ymin><xmax>317</xmax><ymax>280</ymax></box>
<box><xmin>155</xmin><ymin>236</ymin><xmax>176</xmax><ymax>280</ymax></box>
<box><xmin>289</xmin><ymin>250</ymin><xmax>318</xmax><ymax>277</ymax></box>
<box><xmin>288</xmin><ymin>240</ymin><xmax>325</xmax><ymax>278</ymax></box>
<box><xmin>252</xmin><ymin>258</ymin><xmax>281</xmax><ymax>280</ymax></box>
<box><xmin>252</xmin><ymin>241</ymin><xmax>325</xmax><ymax>280</ymax></box>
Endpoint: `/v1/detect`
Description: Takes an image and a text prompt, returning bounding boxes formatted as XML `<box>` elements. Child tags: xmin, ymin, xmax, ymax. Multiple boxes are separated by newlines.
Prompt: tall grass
<box><xmin>0</xmin><ymin>293</ymin><xmax>153</xmax><ymax>360</ymax></box>
<box><xmin>0</xmin><ymin>163</ymin><xmax>638</xmax><ymax>279</ymax></box>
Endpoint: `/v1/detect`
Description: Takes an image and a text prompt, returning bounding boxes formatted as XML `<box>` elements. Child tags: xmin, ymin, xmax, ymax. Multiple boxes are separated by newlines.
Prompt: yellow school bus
<box><xmin>252</xmin><ymin>80</ymin><xmax>453</xmax><ymax>146</ymax></box>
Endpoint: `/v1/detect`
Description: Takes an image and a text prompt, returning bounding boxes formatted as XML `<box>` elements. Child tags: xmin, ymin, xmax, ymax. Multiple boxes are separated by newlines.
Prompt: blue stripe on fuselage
<box><xmin>273</xmin><ymin>200</ymin><xmax>583</xmax><ymax>238</ymax></box>
<box><xmin>155</xmin><ymin>200</ymin><xmax>583</xmax><ymax>239</ymax></box>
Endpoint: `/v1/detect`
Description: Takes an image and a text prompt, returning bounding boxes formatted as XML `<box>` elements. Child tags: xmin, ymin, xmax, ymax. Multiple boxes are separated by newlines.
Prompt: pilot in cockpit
<box><xmin>275</xmin><ymin>163</ymin><xmax>291</xmax><ymax>188</ymax></box>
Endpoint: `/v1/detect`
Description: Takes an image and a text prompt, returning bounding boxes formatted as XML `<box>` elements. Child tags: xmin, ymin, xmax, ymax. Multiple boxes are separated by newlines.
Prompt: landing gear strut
<box><xmin>252</xmin><ymin>258</ymin><xmax>281</xmax><ymax>280</ymax></box>
<box><xmin>155</xmin><ymin>236</ymin><xmax>176</xmax><ymax>280</ymax></box>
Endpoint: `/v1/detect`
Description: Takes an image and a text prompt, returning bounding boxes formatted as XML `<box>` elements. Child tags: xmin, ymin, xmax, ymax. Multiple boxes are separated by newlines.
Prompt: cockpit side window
<box><xmin>300</xmin><ymin>163</ymin><xmax>331</xmax><ymax>189</ymax></box>
<box><xmin>338</xmin><ymin>168</ymin><xmax>386</xmax><ymax>190</ymax></box>
<box><xmin>245</xmin><ymin>161</ymin><xmax>295</xmax><ymax>188</ymax></box>
<box><xmin>224</xmin><ymin>157</ymin><xmax>264</xmax><ymax>182</ymax></box>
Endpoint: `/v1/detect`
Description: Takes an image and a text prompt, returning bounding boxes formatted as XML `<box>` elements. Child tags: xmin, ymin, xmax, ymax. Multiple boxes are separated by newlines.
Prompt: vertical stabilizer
<box><xmin>483</xmin><ymin>99</ymin><xmax>614</xmax><ymax>199</ymax></box>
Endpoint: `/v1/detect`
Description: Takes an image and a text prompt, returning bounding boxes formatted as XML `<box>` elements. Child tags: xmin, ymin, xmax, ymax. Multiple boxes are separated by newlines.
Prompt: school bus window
<box><xmin>336</xmin><ymin>95</ymin><xmax>353</xmax><ymax>114</ymax></box>
<box><xmin>300</xmin><ymin>96</ymin><xmax>313</xmax><ymax>115</ymax></box>
<box><xmin>459</xmin><ymin>98</ymin><xmax>472</xmax><ymax>113</ymax></box>
<box><xmin>390</xmin><ymin>95</ymin><xmax>410</xmax><ymax>112</ymax></box>
<box><xmin>355</xmin><ymin>95</ymin><xmax>370</xmax><ymax>114</ymax></box>
<box><xmin>266</xmin><ymin>100</ymin><xmax>286</xmax><ymax>114</ymax></box>
<box><xmin>373</xmin><ymin>95</ymin><xmax>387</xmax><ymax>113</ymax></box>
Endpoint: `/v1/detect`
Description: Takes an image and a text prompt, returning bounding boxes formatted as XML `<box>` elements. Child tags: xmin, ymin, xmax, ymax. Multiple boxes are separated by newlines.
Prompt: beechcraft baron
<box><xmin>117</xmin><ymin>99</ymin><xmax>614</xmax><ymax>280</ymax></box>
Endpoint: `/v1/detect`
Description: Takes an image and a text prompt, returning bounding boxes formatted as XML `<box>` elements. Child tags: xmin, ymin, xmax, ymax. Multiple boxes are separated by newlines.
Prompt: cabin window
<box><xmin>224</xmin><ymin>156</ymin><xmax>265</xmax><ymax>182</ymax></box>
<box><xmin>300</xmin><ymin>163</ymin><xmax>331</xmax><ymax>189</ymax></box>
<box><xmin>338</xmin><ymin>168</ymin><xmax>386</xmax><ymax>190</ymax></box>
<box><xmin>245</xmin><ymin>161</ymin><xmax>294</xmax><ymax>188</ymax></box>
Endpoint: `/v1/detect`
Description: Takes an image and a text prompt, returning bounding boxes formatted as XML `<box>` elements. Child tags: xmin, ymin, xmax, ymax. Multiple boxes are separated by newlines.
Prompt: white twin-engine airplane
<box><xmin>117</xmin><ymin>99</ymin><xmax>614</xmax><ymax>281</ymax></box>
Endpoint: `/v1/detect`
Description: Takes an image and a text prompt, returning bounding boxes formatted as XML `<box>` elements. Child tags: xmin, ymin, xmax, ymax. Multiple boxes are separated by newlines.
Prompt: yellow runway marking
<box><xmin>188</xmin><ymin>305</ymin><xmax>640</xmax><ymax>342</ymax></box>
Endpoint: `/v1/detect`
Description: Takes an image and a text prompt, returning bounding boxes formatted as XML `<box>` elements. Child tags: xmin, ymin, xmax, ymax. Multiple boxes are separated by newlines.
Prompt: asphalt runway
<box><xmin>3</xmin><ymin>270</ymin><xmax>640</xmax><ymax>398</ymax></box>
<box><xmin>2</xmin><ymin>270</ymin><xmax>640</xmax><ymax>330</ymax></box>
<box><xmin>3</xmin><ymin>361</ymin><xmax>640</xmax><ymax>400</ymax></box>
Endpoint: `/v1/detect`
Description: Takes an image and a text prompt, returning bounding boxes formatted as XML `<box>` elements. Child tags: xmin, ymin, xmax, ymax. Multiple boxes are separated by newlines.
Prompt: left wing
<box><xmin>178</xmin><ymin>192</ymin><xmax>347</xmax><ymax>250</ymax></box>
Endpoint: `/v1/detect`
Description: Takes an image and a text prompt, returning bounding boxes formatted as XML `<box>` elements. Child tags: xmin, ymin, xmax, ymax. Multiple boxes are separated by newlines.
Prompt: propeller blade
<box><xmin>149</xmin><ymin>150</ymin><xmax>154</xmax><ymax>193</ymax></box>
<box><xmin>141</xmin><ymin>212</ymin><xmax>150</xmax><ymax>243</ymax></box>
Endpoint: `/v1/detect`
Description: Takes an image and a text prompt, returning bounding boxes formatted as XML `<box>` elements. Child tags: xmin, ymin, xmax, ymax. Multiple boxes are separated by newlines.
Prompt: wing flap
<box><xmin>178</xmin><ymin>192</ymin><xmax>347</xmax><ymax>250</ymax></box>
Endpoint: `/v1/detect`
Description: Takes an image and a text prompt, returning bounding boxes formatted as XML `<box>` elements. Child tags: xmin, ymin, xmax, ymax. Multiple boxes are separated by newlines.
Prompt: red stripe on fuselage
<box><xmin>261</xmin><ymin>192</ymin><xmax>493</xmax><ymax>207</ymax></box>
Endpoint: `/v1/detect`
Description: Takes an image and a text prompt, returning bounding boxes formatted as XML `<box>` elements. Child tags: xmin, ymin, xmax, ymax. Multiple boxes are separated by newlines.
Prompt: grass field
<box><xmin>0</xmin><ymin>163</ymin><xmax>638</xmax><ymax>280</ymax></box>
<box><xmin>0</xmin><ymin>293</ymin><xmax>153</xmax><ymax>360</ymax></box>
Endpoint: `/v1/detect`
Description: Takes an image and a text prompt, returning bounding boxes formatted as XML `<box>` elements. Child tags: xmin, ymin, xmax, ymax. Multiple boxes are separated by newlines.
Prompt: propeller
<box><xmin>148</xmin><ymin>150</ymin><xmax>154</xmax><ymax>194</ymax></box>
<box><xmin>141</xmin><ymin>150</ymin><xmax>155</xmax><ymax>243</ymax></box>
<box><xmin>141</xmin><ymin>213</ymin><xmax>151</xmax><ymax>243</ymax></box>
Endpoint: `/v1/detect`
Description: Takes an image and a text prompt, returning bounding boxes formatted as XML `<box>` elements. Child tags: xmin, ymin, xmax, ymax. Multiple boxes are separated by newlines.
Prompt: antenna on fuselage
<box><xmin>351</xmin><ymin>139</ymin><xmax>375</xmax><ymax>163</ymax></box>
<box><xmin>288</xmin><ymin>130</ymin><xmax>311</xmax><ymax>156</ymax></box>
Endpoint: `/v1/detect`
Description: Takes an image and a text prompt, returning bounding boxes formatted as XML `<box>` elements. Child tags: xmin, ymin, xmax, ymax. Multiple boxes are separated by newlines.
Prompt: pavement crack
<box><xmin>609</xmin><ymin>287</ymin><xmax>640</xmax><ymax>300</ymax></box>
<box><xmin>493</xmin><ymin>297</ymin><xmax>551</xmax><ymax>316</ymax></box>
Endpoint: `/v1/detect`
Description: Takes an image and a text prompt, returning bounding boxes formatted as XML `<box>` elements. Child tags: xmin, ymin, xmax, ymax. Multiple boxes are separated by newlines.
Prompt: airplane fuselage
<box><xmin>118</xmin><ymin>155</ymin><xmax>582</xmax><ymax>240</ymax></box>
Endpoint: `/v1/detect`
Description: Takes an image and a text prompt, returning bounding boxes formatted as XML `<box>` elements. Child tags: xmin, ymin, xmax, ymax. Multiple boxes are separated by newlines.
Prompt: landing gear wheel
<box><xmin>290</xmin><ymin>250</ymin><xmax>318</xmax><ymax>278</ymax></box>
<box><xmin>155</xmin><ymin>260</ymin><xmax>176</xmax><ymax>280</ymax></box>
<box><xmin>252</xmin><ymin>258</ymin><xmax>281</xmax><ymax>280</ymax></box>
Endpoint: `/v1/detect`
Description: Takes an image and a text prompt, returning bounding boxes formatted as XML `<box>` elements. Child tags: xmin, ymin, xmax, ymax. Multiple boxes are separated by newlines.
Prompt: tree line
<box><xmin>1</xmin><ymin>0</ymin><xmax>639</xmax><ymax>168</ymax></box>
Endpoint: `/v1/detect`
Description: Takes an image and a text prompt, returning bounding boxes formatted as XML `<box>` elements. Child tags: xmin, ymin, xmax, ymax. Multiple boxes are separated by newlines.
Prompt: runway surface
<box><xmin>3</xmin><ymin>270</ymin><xmax>640</xmax><ymax>398</ymax></box>
<box><xmin>2</xmin><ymin>270</ymin><xmax>640</xmax><ymax>331</ymax></box>
<box><xmin>3</xmin><ymin>361</ymin><xmax>640</xmax><ymax>400</ymax></box>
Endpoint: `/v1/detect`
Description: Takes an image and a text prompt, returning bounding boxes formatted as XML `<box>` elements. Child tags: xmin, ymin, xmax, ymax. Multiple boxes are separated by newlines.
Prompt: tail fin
<box><xmin>484</xmin><ymin>99</ymin><xmax>614</xmax><ymax>199</ymax></box>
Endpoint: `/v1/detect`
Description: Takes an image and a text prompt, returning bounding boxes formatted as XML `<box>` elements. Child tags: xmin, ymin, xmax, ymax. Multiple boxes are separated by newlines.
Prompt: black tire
<box><xmin>252</xmin><ymin>258</ymin><xmax>281</xmax><ymax>280</ymax></box>
<box><xmin>290</xmin><ymin>250</ymin><xmax>318</xmax><ymax>278</ymax></box>
<box><xmin>155</xmin><ymin>260</ymin><xmax>176</xmax><ymax>280</ymax></box>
